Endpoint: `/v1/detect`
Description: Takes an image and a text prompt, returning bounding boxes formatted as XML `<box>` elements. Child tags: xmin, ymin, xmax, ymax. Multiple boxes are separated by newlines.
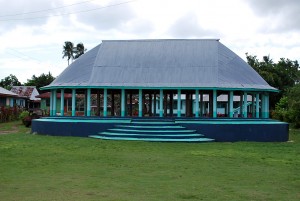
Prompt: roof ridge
<box><xmin>102</xmin><ymin>39</ymin><xmax>220</xmax><ymax>42</ymax></box>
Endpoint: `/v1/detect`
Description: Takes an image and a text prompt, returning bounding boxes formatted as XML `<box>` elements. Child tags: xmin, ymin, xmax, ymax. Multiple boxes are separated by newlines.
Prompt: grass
<box><xmin>0</xmin><ymin>121</ymin><xmax>300</xmax><ymax>201</ymax></box>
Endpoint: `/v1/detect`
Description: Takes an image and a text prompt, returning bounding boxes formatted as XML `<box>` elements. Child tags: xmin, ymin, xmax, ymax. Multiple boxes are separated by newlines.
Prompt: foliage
<box><xmin>273</xmin><ymin>84</ymin><xmax>300</xmax><ymax>128</ymax></box>
<box><xmin>0</xmin><ymin>127</ymin><xmax>300</xmax><ymax>201</ymax></box>
<box><xmin>62</xmin><ymin>41</ymin><xmax>86</xmax><ymax>65</ymax></box>
<box><xmin>0</xmin><ymin>106</ymin><xmax>22</xmax><ymax>123</ymax></box>
<box><xmin>246</xmin><ymin>53</ymin><xmax>300</xmax><ymax>109</ymax></box>
<box><xmin>19</xmin><ymin>111</ymin><xmax>30</xmax><ymax>120</ymax></box>
<box><xmin>0</xmin><ymin>74</ymin><xmax>22</xmax><ymax>90</ymax></box>
<box><xmin>24</xmin><ymin>72</ymin><xmax>55</xmax><ymax>93</ymax></box>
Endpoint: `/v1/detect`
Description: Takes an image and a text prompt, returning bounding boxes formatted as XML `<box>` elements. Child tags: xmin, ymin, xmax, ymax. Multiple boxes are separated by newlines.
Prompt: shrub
<box><xmin>19</xmin><ymin>111</ymin><xmax>30</xmax><ymax>120</ymax></box>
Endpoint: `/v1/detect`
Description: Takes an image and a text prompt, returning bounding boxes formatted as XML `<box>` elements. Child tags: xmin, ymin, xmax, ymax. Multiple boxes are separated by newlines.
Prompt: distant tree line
<box><xmin>246</xmin><ymin>53</ymin><xmax>300</xmax><ymax>127</ymax></box>
<box><xmin>0</xmin><ymin>72</ymin><xmax>55</xmax><ymax>93</ymax></box>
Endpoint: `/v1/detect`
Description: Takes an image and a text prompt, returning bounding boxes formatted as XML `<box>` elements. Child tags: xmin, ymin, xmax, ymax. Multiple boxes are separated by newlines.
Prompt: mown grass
<box><xmin>0</xmin><ymin>121</ymin><xmax>300</xmax><ymax>201</ymax></box>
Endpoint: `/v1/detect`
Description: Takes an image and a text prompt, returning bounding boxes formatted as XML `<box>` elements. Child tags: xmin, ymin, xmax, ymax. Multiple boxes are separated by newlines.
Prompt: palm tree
<box><xmin>62</xmin><ymin>41</ymin><xmax>74</xmax><ymax>66</ymax></box>
<box><xmin>74</xmin><ymin>43</ymin><xmax>86</xmax><ymax>59</ymax></box>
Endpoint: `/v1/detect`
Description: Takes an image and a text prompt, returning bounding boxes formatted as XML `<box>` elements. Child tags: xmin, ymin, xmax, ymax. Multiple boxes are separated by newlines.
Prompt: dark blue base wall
<box><xmin>32</xmin><ymin>117</ymin><xmax>289</xmax><ymax>142</ymax></box>
<box><xmin>182</xmin><ymin>123</ymin><xmax>289</xmax><ymax>142</ymax></box>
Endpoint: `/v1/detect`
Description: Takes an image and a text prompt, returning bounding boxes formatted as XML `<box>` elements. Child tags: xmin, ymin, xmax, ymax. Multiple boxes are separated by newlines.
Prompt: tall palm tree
<box><xmin>62</xmin><ymin>41</ymin><xmax>74</xmax><ymax>66</ymax></box>
<box><xmin>74</xmin><ymin>43</ymin><xmax>86</xmax><ymax>59</ymax></box>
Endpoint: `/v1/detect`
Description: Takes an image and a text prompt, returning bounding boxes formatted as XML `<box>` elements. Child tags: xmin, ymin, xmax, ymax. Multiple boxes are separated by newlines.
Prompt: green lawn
<box><xmin>0</xmin><ymin>121</ymin><xmax>300</xmax><ymax>201</ymax></box>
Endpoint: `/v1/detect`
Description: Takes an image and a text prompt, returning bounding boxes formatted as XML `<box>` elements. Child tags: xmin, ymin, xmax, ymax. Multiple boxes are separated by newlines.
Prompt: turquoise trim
<box><xmin>53</xmin><ymin>90</ymin><xmax>57</xmax><ymax>116</ymax></box>
<box><xmin>72</xmin><ymin>89</ymin><xmax>76</xmax><ymax>116</ymax></box>
<box><xmin>243</xmin><ymin>92</ymin><xmax>247</xmax><ymax>118</ymax></box>
<box><xmin>213</xmin><ymin>90</ymin><xmax>217</xmax><ymax>118</ymax></box>
<box><xmin>229</xmin><ymin>91</ymin><xmax>233</xmax><ymax>118</ymax></box>
<box><xmin>60</xmin><ymin>89</ymin><xmax>64</xmax><ymax>116</ymax></box>
<box><xmin>138</xmin><ymin>89</ymin><xmax>143</xmax><ymax>117</ymax></box>
<box><xmin>50</xmin><ymin>90</ymin><xmax>53</xmax><ymax>116</ymax></box>
<box><xmin>255</xmin><ymin>93</ymin><xmax>260</xmax><ymax>118</ymax></box>
<box><xmin>195</xmin><ymin>89</ymin><xmax>199</xmax><ymax>117</ymax></box>
<box><xmin>121</xmin><ymin>89</ymin><xmax>125</xmax><ymax>117</ymax></box>
<box><xmin>177</xmin><ymin>89</ymin><xmax>181</xmax><ymax>117</ymax></box>
<box><xmin>87</xmin><ymin>88</ymin><xmax>91</xmax><ymax>116</ymax></box>
<box><xmin>159</xmin><ymin>89</ymin><xmax>163</xmax><ymax>117</ymax></box>
<box><xmin>41</xmin><ymin>85</ymin><xmax>279</xmax><ymax>93</ymax></box>
<box><xmin>103</xmin><ymin>89</ymin><xmax>107</xmax><ymax>117</ymax></box>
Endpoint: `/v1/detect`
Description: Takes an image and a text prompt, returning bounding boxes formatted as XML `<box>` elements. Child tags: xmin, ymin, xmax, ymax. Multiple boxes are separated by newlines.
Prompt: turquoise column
<box><xmin>177</xmin><ymin>89</ymin><xmax>181</xmax><ymax>117</ymax></box>
<box><xmin>243</xmin><ymin>92</ymin><xmax>248</xmax><ymax>118</ymax></box>
<box><xmin>229</xmin><ymin>91</ymin><xmax>233</xmax><ymax>118</ymax></box>
<box><xmin>87</xmin><ymin>88</ymin><xmax>91</xmax><ymax>116</ymax></box>
<box><xmin>200</xmin><ymin>91</ymin><xmax>203</xmax><ymax>117</ymax></box>
<box><xmin>139</xmin><ymin>89</ymin><xmax>143</xmax><ymax>117</ymax></box>
<box><xmin>213</xmin><ymin>90</ymin><xmax>217</xmax><ymax>118</ymax></box>
<box><xmin>159</xmin><ymin>89</ymin><xmax>163</xmax><ymax>117</ymax></box>
<box><xmin>121</xmin><ymin>89</ymin><xmax>125</xmax><ymax>117</ymax></box>
<box><xmin>53</xmin><ymin>89</ymin><xmax>57</xmax><ymax>116</ymax></box>
<box><xmin>50</xmin><ymin>90</ymin><xmax>53</xmax><ymax>116</ymax></box>
<box><xmin>60</xmin><ymin>89</ymin><xmax>64</xmax><ymax>116</ymax></box>
<box><xmin>195</xmin><ymin>89</ymin><xmax>199</xmax><ymax>117</ymax></box>
<box><xmin>103</xmin><ymin>89</ymin><xmax>107</xmax><ymax>117</ymax></box>
<box><xmin>265</xmin><ymin>93</ymin><xmax>269</xmax><ymax>118</ymax></box>
<box><xmin>255</xmin><ymin>93</ymin><xmax>260</xmax><ymax>118</ymax></box>
<box><xmin>72</xmin><ymin>89</ymin><xmax>76</xmax><ymax>116</ymax></box>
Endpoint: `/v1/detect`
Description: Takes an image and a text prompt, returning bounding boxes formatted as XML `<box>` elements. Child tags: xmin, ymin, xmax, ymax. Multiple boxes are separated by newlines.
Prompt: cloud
<box><xmin>0</xmin><ymin>0</ymin><xmax>64</xmax><ymax>31</ymax></box>
<box><xmin>70</xmin><ymin>0</ymin><xmax>136</xmax><ymax>31</ymax></box>
<box><xmin>245</xmin><ymin>0</ymin><xmax>300</xmax><ymax>32</ymax></box>
<box><xmin>168</xmin><ymin>12</ymin><xmax>217</xmax><ymax>38</ymax></box>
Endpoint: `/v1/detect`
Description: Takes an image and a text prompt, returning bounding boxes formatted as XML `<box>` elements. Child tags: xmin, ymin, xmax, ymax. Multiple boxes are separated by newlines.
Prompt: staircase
<box><xmin>89</xmin><ymin>119</ymin><xmax>214</xmax><ymax>142</ymax></box>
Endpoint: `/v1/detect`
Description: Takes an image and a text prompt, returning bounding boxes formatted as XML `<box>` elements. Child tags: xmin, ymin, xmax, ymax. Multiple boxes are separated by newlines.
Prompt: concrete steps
<box><xmin>89</xmin><ymin>119</ymin><xmax>214</xmax><ymax>142</ymax></box>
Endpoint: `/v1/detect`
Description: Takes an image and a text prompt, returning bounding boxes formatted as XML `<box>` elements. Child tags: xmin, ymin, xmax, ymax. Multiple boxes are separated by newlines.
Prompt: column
<box><xmin>153</xmin><ymin>92</ymin><xmax>157</xmax><ymax>116</ymax></box>
<box><xmin>138</xmin><ymin>89</ymin><xmax>143</xmax><ymax>117</ymax></box>
<box><xmin>50</xmin><ymin>90</ymin><xmax>53</xmax><ymax>116</ymax></box>
<box><xmin>200</xmin><ymin>91</ymin><xmax>203</xmax><ymax>117</ymax></box>
<box><xmin>243</xmin><ymin>92</ymin><xmax>247</xmax><ymax>118</ymax></box>
<box><xmin>213</xmin><ymin>90</ymin><xmax>217</xmax><ymax>118</ymax></box>
<box><xmin>103</xmin><ymin>88</ymin><xmax>107</xmax><ymax>117</ymax></box>
<box><xmin>60</xmin><ymin>89</ymin><xmax>64</xmax><ymax>116</ymax></box>
<box><xmin>159</xmin><ymin>89</ymin><xmax>163</xmax><ymax>117</ymax></box>
<box><xmin>111</xmin><ymin>91</ymin><xmax>115</xmax><ymax>116</ymax></box>
<box><xmin>53</xmin><ymin>89</ymin><xmax>57</xmax><ymax>116</ymax></box>
<box><xmin>121</xmin><ymin>89</ymin><xmax>125</xmax><ymax>117</ymax></box>
<box><xmin>87</xmin><ymin>88</ymin><xmax>91</xmax><ymax>116</ymax></box>
<box><xmin>251</xmin><ymin>94</ymin><xmax>255</xmax><ymax>118</ymax></box>
<box><xmin>149</xmin><ymin>93</ymin><xmax>153</xmax><ymax>116</ymax></box>
<box><xmin>129</xmin><ymin>92</ymin><xmax>133</xmax><ymax>116</ymax></box>
<box><xmin>97</xmin><ymin>90</ymin><xmax>100</xmax><ymax>116</ymax></box>
<box><xmin>177</xmin><ymin>89</ymin><xmax>181</xmax><ymax>117</ymax></box>
<box><xmin>195</xmin><ymin>89</ymin><xmax>199</xmax><ymax>117</ymax></box>
<box><xmin>265</xmin><ymin>93</ymin><xmax>270</xmax><ymax>118</ymax></box>
<box><xmin>72</xmin><ymin>89</ymin><xmax>76</xmax><ymax>116</ymax></box>
<box><xmin>229</xmin><ymin>91</ymin><xmax>233</xmax><ymax>118</ymax></box>
<box><xmin>170</xmin><ymin>92</ymin><xmax>173</xmax><ymax>116</ymax></box>
<box><xmin>255</xmin><ymin>93</ymin><xmax>260</xmax><ymax>118</ymax></box>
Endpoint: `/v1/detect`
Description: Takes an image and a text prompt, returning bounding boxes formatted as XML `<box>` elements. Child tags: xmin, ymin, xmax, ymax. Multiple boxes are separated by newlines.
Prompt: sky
<box><xmin>0</xmin><ymin>0</ymin><xmax>299</xmax><ymax>83</ymax></box>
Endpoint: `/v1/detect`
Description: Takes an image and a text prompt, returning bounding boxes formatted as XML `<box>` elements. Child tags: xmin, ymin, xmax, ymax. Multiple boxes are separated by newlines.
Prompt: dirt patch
<box><xmin>0</xmin><ymin>125</ymin><xmax>19</xmax><ymax>135</ymax></box>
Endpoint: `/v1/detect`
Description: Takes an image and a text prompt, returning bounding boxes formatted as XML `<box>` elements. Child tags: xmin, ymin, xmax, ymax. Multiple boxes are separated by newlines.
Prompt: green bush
<box><xmin>19</xmin><ymin>111</ymin><xmax>30</xmax><ymax>120</ymax></box>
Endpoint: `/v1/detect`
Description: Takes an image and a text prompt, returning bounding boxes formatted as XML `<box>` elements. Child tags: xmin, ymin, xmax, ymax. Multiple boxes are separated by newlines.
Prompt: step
<box><xmin>107</xmin><ymin>128</ymin><xmax>197</xmax><ymax>133</ymax></box>
<box><xmin>131</xmin><ymin>121</ymin><xmax>176</xmax><ymax>125</ymax></box>
<box><xmin>89</xmin><ymin>135</ymin><xmax>215</xmax><ymax>142</ymax></box>
<box><xmin>98</xmin><ymin>132</ymin><xmax>204</xmax><ymax>138</ymax></box>
<box><xmin>115</xmin><ymin>125</ymin><xmax>185</xmax><ymax>129</ymax></box>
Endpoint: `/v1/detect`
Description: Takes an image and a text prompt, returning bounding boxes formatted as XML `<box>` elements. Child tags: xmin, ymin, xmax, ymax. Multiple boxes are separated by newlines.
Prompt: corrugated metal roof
<box><xmin>0</xmin><ymin>87</ymin><xmax>18</xmax><ymax>97</ymax></box>
<box><xmin>45</xmin><ymin>39</ymin><xmax>276</xmax><ymax>91</ymax></box>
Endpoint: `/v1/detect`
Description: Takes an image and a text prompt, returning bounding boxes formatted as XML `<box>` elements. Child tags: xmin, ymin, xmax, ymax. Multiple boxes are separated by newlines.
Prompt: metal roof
<box><xmin>45</xmin><ymin>39</ymin><xmax>276</xmax><ymax>91</ymax></box>
<box><xmin>0</xmin><ymin>87</ymin><xmax>18</xmax><ymax>97</ymax></box>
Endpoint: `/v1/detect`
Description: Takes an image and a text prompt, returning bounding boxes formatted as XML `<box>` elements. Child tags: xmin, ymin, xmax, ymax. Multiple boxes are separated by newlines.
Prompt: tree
<box><xmin>274</xmin><ymin>84</ymin><xmax>300</xmax><ymax>128</ymax></box>
<box><xmin>246</xmin><ymin>53</ymin><xmax>300</xmax><ymax>109</ymax></box>
<box><xmin>62</xmin><ymin>41</ymin><xmax>86</xmax><ymax>65</ymax></box>
<box><xmin>74</xmin><ymin>43</ymin><xmax>86</xmax><ymax>59</ymax></box>
<box><xmin>25</xmin><ymin>72</ymin><xmax>55</xmax><ymax>93</ymax></box>
<box><xmin>62</xmin><ymin>41</ymin><xmax>74</xmax><ymax>66</ymax></box>
<box><xmin>0</xmin><ymin>74</ymin><xmax>22</xmax><ymax>90</ymax></box>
